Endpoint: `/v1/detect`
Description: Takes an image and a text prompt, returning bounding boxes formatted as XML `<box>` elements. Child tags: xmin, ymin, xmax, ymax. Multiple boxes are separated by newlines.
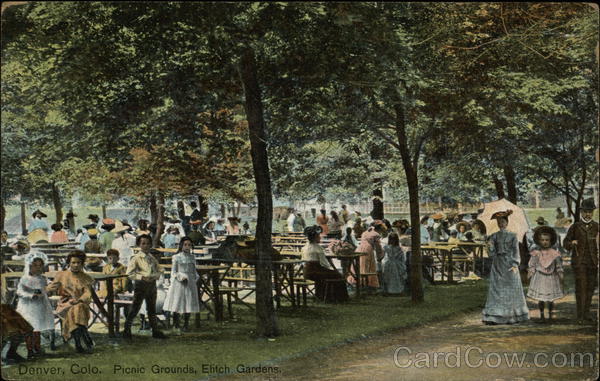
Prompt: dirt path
<box><xmin>218</xmin><ymin>293</ymin><xmax>598</xmax><ymax>381</ymax></box>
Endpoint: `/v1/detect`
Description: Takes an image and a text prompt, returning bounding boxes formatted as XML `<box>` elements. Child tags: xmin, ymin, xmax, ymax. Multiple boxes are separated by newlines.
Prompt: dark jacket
<box><xmin>564</xmin><ymin>220</ymin><xmax>598</xmax><ymax>267</ymax></box>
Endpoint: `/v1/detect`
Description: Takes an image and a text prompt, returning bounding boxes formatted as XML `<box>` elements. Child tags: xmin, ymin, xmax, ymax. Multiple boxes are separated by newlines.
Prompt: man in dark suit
<box><xmin>564</xmin><ymin>198</ymin><xmax>598</xmax><ymax>324</ymax></box>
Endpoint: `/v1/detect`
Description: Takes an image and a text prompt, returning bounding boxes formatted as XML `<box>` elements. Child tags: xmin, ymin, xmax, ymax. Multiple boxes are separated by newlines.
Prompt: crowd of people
<box><xmin>1</xmin><ymin>198</ymin><xmax>597</xmax><ymax>365</ymax></box>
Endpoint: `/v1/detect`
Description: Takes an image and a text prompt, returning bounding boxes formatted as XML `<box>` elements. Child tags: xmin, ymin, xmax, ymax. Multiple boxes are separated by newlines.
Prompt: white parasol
<box><xmin>477</xmin><ymin>198</ymin><xmax>530</xmax><ymax>241</ymax></box>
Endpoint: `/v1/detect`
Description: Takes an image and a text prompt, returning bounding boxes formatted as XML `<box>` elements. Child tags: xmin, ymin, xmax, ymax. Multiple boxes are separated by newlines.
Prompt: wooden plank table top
<box><xmin>1</xmin><ymin>270</ymin><xmax>127</xmax><ymax>280</ymax></box>
<box><xmin>160</xmin><ymin>264</ymin><xmax>230</xmax><ymax>271</ymax></box>
<box><xmin>32</xmin><ymin>241</ymin><xmax>78</xmax><ymax>248</ymax></box>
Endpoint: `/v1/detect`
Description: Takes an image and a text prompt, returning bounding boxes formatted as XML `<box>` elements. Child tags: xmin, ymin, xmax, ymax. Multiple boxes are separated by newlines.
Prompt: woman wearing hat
<box><xmin>316</xmin><ymin>210</ymin><xmax>329</xmax><ymax>237</ymax></box>
<box><xmin>527</xmin><ymin>226</ymin><xmax>564</xmax><ymax>322</ymax></box>
<box><xmin>468</xmin><ymin>220</ymin><xmax>487</xmax><ymax>242</ymax></box>
<box><xmin>111</xmin><ymin>220</ymin><xmax>136</xmax><ymax>265</ymax></box>
<box><xmin>28</xmin><ymin>210</ymin><xmax>49</xmax><ymax>233</ymax></box>
<box><xmin>482</xmin><ymin>210</ymin><xmax>529</xmax><ymax>325</ymax></box>
<box><xmin>455</xmin><ymin>222</ymin><xmax>471</xmax><ymax>241</ymax></box>
<box><xmin>350</xmin><ymin>220</ymin><xmax>386</xmax><ymax>289</ymax></box>
<box><xmin>301</xmin><ymin>226</ymin><xmax>348</xmax><ymax>303</ymax></box>
<box><xmin>226</xmin><ymin>217</ymin><xmax>241</xmax><ymax>235</ymax></box>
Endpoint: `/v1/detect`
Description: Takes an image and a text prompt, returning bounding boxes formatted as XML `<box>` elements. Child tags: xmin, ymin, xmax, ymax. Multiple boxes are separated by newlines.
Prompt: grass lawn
<box><xmin>2</xmin><ymin>280</ymin><xmax>488</xmax><ymax>381</ymax></box>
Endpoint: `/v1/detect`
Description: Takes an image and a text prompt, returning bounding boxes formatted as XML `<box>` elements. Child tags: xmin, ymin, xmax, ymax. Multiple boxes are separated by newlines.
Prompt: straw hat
<box><xmin>111</xmin><ymin>220</ymin><xmax>129</xmax><ymax>233</ymax></box>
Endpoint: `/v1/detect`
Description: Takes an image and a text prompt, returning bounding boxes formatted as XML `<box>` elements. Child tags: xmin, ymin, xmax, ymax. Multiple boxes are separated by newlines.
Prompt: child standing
<box><xmin>123</xmin><ymin>234</ymin><xmax>167</xmax><ymax>340</ymax></box>
<box><xmin>381</xmin><ymin>233</ymin><xmax>407</xmax><ymax>294</ymax></box>
<box><xmin>16</xmin><ymin>253</ymin><xmax>55</xmax><ymax>358</ymax></box>
<box><xmin>527</xmin><ymin>226</ymin><xmax>565</xmax><ymax>322</ymax></box>
<box><xmin>163</xmin><ymin>237</ymin><xmax>200</xmax><ymax>332</ymax></box>
<box><xmin>97</xmin><ymin>249</ymin><xmax>128</xmax><ymax>298</ymax></box>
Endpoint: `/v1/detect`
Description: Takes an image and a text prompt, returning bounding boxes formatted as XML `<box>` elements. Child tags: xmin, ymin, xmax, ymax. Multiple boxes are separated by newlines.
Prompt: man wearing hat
<box><xmin>564</xmin><ymin>198</ymin><xmax>598</xmax><ymax>324</ymax></box>
<box><xmin>87</xmin><ymin>214</ymin><xmax>102</xmax><ymax>232</ymax></box>
<box><xmin>98</xmin><ymin>218</ymin><xmax>116</xmax><ymax>253</ymax></box>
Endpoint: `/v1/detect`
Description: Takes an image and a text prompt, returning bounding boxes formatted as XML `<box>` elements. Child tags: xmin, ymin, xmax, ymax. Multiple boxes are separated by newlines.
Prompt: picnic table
<box><xmin>1</xmin><ymin>259</ymin><xmax>59</xmax><ymax>272</ymax></box>
<box><xmin>1</xmin><ymin>270</ymin><xmax>127</xmax><ymax>337</ymax></box>
<box><xmin>159</xmin><ymin>264</ymin><xmax>230</xmax><ymax>322</ymax></box>
<box><xmin>272</xmin><ymin>242</ymin><xmax>305</xmax><ymax>252</ymax></box>
<box><xmin>326</xmin><ymin>252</ymin><xmax>367</xmax><ymax>297</ymax></box>
<box><xmin>32</xmin><ymin>241</ymin><xmax>79</xmax><ymax>248</ymax></box>
<box><xmin>196</xmin><ymin>257</ymin><xmax>304</xmax><ymax>308</ymax></box>
<box><xmin>425</xmin><ymin>241</ymin><xmax>487</xmax><ymax>276</ymax></box>
<box><xmin>277</xmin><ymin>251</ymin><xmax>366</xmax><ymax>297</ymax></box>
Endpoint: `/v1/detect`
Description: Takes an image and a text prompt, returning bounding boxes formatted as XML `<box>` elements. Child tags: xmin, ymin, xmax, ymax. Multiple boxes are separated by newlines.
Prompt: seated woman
<box><xmin>202</xmin><ymin>221</ymin><xmax>217</xmax><ymax>243</ymax></box>
<box><xmin>301</xmin><ymin>226</ymin><xmax>349</xmax><ymax>303</ymax></box>
<box><xmin>50</xmin><ymin>223</ymin><xmax>68</xmax><ymax>243</ymax></box>
<box><xmin>46</xmin><ymin>250</ymin><xmax>95</xmax><ymax>353</ymax></box>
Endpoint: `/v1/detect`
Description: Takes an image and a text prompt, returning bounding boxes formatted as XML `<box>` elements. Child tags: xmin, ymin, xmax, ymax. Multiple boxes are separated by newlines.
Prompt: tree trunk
<box><xmin>534</xmin><ymin>190</ymin><xmax>540</xmax><ymax>209</ymax></box>
<box><xmin>198</xmin><ymin>195</ymin><xmax>209</xmax><ymax>221</ymax></box>
<box><xmin>0</xmin><ymin>197</ymin><xmax>5</xmax><ymax>233</ymax></box>
<box><xmin>20</xmin><ymin>201</ymin><xmax>27</xmax><ymax>235</ymax></box>
<box><xmin>149</xmin><ymin>194</ymin><xmax>158</xmax><ymax>225</ymax></box>
<box><xmin>240</xmin><ymin>46</ymin><xmax>279</xmax><ymax>337</ymax></box>
<box><xmin>503</xmin><ymin>165</ymin><xmax>518</xmax><ymax>204</ymax></box>
<box><xmin>51</xmin><ymin>183</ymin><xmax>63</xmax><ymax>225</ymax></box>
<box><xmin>153</xmin><ymin>192</ymin><xmax>165</xmax><ymax>248</ymax></box>
<box><xmin>393</xmin><ymin>103</ymin><xmax>424</xmax><ymax>303</ymax></box>
<box><xmin>220</xmin><ymin>203</ymin><xmax>226</xmax><ymax>218</ymax></box>
<box><xmin>176</xmin><ymin>200</ymin><xmax>186</xmax><ymax>220</ymax></box>
<box><xmin>236</xmin><ymin>201</ymin><xmax>242</xmax><ymax>217</ymax></box>
<box><xmin>66</xmin><ymin>209</ymin><xmax>76</xmax><ymax>234</ymax></box>
<box><xmin>493</xmin><ymin>175</ymin><xmax>506</xmax><ymax>200</ymax></box>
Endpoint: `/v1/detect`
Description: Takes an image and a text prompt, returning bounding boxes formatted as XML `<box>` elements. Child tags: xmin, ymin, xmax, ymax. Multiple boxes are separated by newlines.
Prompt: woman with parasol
<box><xmin>482</xmin><ymin>210</ymin><xmax>529</xmax><ymax>325</ymax></box>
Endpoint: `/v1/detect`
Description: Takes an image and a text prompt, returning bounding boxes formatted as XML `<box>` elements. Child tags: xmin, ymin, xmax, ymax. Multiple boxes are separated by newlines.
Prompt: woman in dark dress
<box><xmin>301</xmin><ymin>226</ymin><xmax>349</xmax><ymax>303</ymax></box>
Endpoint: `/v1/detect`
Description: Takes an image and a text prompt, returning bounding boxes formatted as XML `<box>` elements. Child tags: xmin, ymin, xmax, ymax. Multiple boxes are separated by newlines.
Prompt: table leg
<box><xmin>106</xmin><ymin>279</ymin><xmax>115</xmax><ymax>337</ymax></box>
<box><xmin>211</xmin><ymin>270</ymin><xmax>223</xmax><ymax>321</ymax></box>
<box><xmin>288</xmin><ymin>264</ymin><xmax>296</xmax><ymax>307</ymax></box>
<box><xmin>196</xmin><ymin>279</ymin><xmax>202</xmax><ymax>328</ymax></box>
<box><xmin>440</xmin><ymin>250</ymin><xmax>445</xmax><ymax>282</ymax></box>
<box><xmin>273</xmin><ymin>266</ymin><xmax>281</xmax><ymax>309</ymax></box>
<box><xmin>90</xmin><ymin>288</ymin><xmax>109</xmax><ymax>328</ymax></box>
<box><xmin>355</xmin><ymin>257</ymin><xmax>361</xmax><ymax>297</ymax></box>
<box><xmin>448</xmin><ymin>251</ymin><xmax>454</xmax><ymax>283</ymax></box>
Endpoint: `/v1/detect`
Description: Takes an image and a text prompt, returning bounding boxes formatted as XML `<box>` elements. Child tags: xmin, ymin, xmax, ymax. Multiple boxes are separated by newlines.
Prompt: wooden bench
<box><xmin>217</xmin><ymin>286</ymin><xmax>255</xmax><ymax>318</ymax></box>
<box><xmin>294</xmin><ymin>279</ymin><xmax>315</xmax><ymax>306</ymax></box>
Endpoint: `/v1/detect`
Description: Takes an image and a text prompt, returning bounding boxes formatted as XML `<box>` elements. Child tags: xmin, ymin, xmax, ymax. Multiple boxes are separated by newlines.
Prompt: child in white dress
<box><xmin>16</xmin><ymin>253</ymin><xmax>55</xmax><ymax>358</ymax></box>
<box><xmin>527</xmin><ymin>226</ymin><xmax>564</xmax><ymax>322</ymax></box>
<box><xmin>163</xmin><ymin>237</ymin><xmax>200</xmax><ymax>332</ymax></box>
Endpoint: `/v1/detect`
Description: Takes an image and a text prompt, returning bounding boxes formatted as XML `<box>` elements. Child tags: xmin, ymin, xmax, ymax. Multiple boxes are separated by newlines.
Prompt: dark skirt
<box><xmin>304</xmin><ymin>262</ymin><xmax>349</xmax><ymax>303</ymax></box>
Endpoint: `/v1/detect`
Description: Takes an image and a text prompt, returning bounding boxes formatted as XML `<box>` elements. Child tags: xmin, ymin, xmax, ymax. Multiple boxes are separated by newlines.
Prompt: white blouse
<box><xmin>301</xmin><ymin>243</ymin><xmax>333</xmax><ymax>270</ymax></box>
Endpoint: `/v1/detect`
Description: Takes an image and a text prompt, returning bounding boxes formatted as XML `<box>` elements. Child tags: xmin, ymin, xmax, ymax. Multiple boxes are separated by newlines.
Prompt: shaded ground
<box><xmin>219</xmin><ymin>292</ymin><xmax>598</xmax><ymax>381</ymax></box>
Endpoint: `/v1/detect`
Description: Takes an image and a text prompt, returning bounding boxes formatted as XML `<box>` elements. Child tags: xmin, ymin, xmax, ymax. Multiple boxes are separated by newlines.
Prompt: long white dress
<box><xmin>163</xmin><ymin>252</ymin><xmax>200</xmax><ymax>313</ymax></box>
<box><xmin>16</xmin><ymin>274</ymin><xmax>55</xmax><ymax>331</ymax></box>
